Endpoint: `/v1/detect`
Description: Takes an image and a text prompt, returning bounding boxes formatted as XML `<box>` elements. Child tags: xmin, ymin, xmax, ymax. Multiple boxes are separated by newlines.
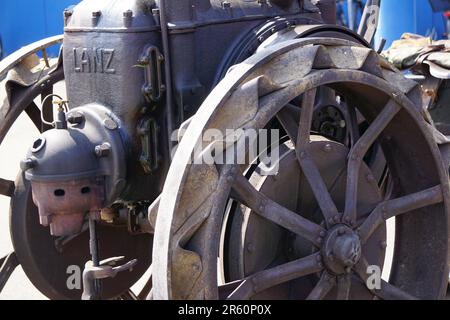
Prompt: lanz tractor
<box><xmin>0</xmin><ymin>0</ymin><xmax>449</xmax><ymax>300</ymax></box>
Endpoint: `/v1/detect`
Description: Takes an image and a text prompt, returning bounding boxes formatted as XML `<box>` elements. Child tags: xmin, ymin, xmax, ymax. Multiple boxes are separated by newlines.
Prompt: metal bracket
<box><xmin>0</xmin><ymin>252</ymin><xmax>19</xmax><ymax>293</ymax></box>
<box><xmin>137</xmin><ymin>117</ymin><xmax>159</xmax><ymax>174</ymax></box>
<box><xmin>357</xmin><ymin>0</ymin><xmax>381</xmax><ymax>45</ymax></box>
<box><xmin>82</xmin><ymin>256</ymin><xmax>137</xmax><ymax>300</ymax></box>
<box><xmin>139</xmin><ymin>45</ymin><xmax>165</xmax><ymax>103</ymax></box>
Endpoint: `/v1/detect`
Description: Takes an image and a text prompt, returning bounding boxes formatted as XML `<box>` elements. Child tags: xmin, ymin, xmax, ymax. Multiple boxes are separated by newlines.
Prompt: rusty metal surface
<box><xmin>152</xmin><ymin>37</ymin><xmax>450</xmax><ymax>300</ymax></box>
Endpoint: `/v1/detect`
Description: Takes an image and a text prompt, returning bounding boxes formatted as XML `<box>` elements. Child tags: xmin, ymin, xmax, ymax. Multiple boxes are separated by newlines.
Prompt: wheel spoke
<box><xmin>354</xmin><ymin>257</ymin><xmax>418</xmax><ymax>300</ymax></box>
<box><xmin>25</xmin><ymin>102</ymin><xmax>43</xmax><ymax>132</ymax></box>
<box><xmin>306</xmin><ymin>272</ymin><xmax>336</xmax><ymax>300</ymax></box>
<box><xmin>276</xmin><ymin>104</ymin><xmax>300</xmax><ymax>144</ymax></box>
<box><xmin>0</xmin><ymin>252</ymin><xmax>19</xmax><ymax>293</ymax></box>
<box><xmin>359</xmin><ymin>185</ymin><xmax>443</xmax><ymax>243</ymax></box>
<box><xmin>297</xmin><ymin>152</ymin><xmax>340</xmax><ymax>226</ymax></box>
<box><xmin>336</xmin><ymin>274</ymin><xmax>351</xmax><ymax>300</ymax></box>
<box><xmin>297</xmin><ymin>88</ymin><xmax>317</xmax><ymax>150</ymax></box>
<box><xmin>343</xmin><ymin>100</ymin><xmax>401</xmax><ymax>224</ymax></box>
<box><xmin>0</xmin><ymin>178</ymin><xmax>14</xmax><ymax>197</ymax></box>
<box><xmin>227</xmin><ymin>252</ymin><xmax>322</xmax><ymax>300</ymax></box>
<box><xmin>231</xmin><ymin>173</ymin><xmax>325</xmax><ymax>247</ymax></box>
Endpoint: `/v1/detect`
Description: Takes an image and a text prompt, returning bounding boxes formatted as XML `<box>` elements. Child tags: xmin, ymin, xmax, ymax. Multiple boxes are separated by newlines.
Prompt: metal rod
<box><xmin>88</xmin><ymin>217</ymin><xmax>101</xmax><ymax>299</ymax></box>
<box><xmin>158</xmin><ymin>0</ymin><xmax>175</xmax><ymax>160</ymax></box>
<box><xmin>347</xmin><ymin>0</ymin><xmax>355</xmax><ymax>30</ymax></box>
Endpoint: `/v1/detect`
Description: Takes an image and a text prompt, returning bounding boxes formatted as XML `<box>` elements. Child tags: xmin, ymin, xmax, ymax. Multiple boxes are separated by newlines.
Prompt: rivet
<box><xmin>345</xmin><ymin>267</ymin><xmax>352</xmax><ymax>274</ymax></box>
<box><xmin>366</xmin><ymin>174</ymin><xmax>376</xmax><ymax>183</ymax></box>
<box><xmin>192</xmin><ymin>263</ymin><xmax>200</xmax><ymax>271</ymax></box>
<box><xmin>328</xmin><ymin>218</ymin><xmax>334</xmax><ymax>224</ymax></box>
<box><xmin>338</xmin><ymin>228</ymin><xmax>346</xmax><ymax>235</ymax></box>
<box><xmin>334</xmin><ymin>215</ymin><xmax>340</xmax><ymax>222</ymax></box>
<box><xmin>226</xmin><ymin>175</ymin><xmax>234</xmax><ymax>182</ymax></box>
<box><xmin>316</xmin><ymin>255</ymin><xmax>322</xmax><ymax>262</ymax></box>
<box><xmin>317</xmin><ymin>237</ymin><xmax>323</xmax><ymax>244</ymax></box>
<box><xmin>299</xmin><ymin>151</ymin><xmax>307</xmax><ymax>159</ymax></box>
<box><xmin>103</xmin><ymin>118</ymin><xmax>118</xmax><ymax>130</ymax></box>
<box><xmin>380</xmin><ymin>241</ymin><xmax>387</xmax><ymax>249</ymax></box>
<box><xmin>318</xmin><ymin>262</ymin><xmax>323</xmax><ymax>268</ymax></box>
<box><xmin>319</xmin><ymin>231</ymin><xmax>326</xmax><ymax>237</ymax></box>
<box><xmin>247</xmin><ymin>243</ymin><xmax>254</xmax><ymax>253</ymax></box>
<box><xmin>323</xmin><ymin>144</ymin><xmax>332</xmax><ymax>153</ymax></box>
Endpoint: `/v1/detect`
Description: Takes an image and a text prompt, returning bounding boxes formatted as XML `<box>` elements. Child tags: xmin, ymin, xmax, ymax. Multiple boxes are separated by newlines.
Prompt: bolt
<box><xmin>323</xmin><ymin>144</ymin><xmax>332</xmax><ymax>153</ymax></box>
<box><xmin>334</xmin><ymin>215</ymin><xmax>340</xmax><ymax>222</ymax></box>
<box><xmin>317</xmin><ymin>237</ymin><xmax>323</xmax><ymax>244</ymax></box>
<box><xmin>380</xmin><ymin>241</ymin><xmax>387</xmax><ymax>249</ymax></box>
<box><xmin>103</xmin><ymin>118</ymin><xmax>118</xmax><ymax>130</ymax></box>
<box><xmin>67</xmin><ymin>112</ymin><xmax>84</xmax><ymax>125</ymax></box>
<box><xmin>318</xmin><ymin>262</ymin><xmax>323</xmax><ymax>268</ymax></box>
<box><xmin>366</xmin><ymin>174</ymin><xmax>376</xmax><ymax>183</ymax></box>
<box><xmin>259</xmin><ymin>205</ymin><xmax>265</xmax><ymax>212</ymax></box>
<box><xmin>64</xmin><ymin>9</ymin><xmax>73</xmax><ymax>17</ymax></box>
<box><xmin>299</xmin><ymin>151</ymin><xmax>307</xmax><ymax>159</ymax></box>
<box><xmin>316</xmin><ymin>255</ymin><xmax>322</xmax><ymax>262</ymax></box>
<box><xmin>320</xmin><ymin>231</ymin><xmax>326</xmax><ymax>237</ymax></box>
<box><xmin>226</xmin><ymin>175</ymin><xmax>234</xmax><ymax>183</ymax></box>
<box><xmin>328</xmin><ymin>218</ymin><xmax>334</xmax><ymax>225</ymax></box>
<box><xmin>345</xmin><ymin>267</ymin><xmax>352</xmax><ymax>274</ymax></box>
<box><xmin>338</xmin><ymin>227</ymin><xmax>346</xmax><ymax>236</ymax></box>
<box><xmin>327</xmin><ymin>253</ymin><xmax>334</xmax><ymax>261</ymax></box>
<box><xmin>20</xmin><ymin>158</ymin><xmax>37</xmax><ymax>171</ymax></box>
<box><xmin>123</xmin><ymin>9</ymin><xmax>133</xmax><ymax>18</ymax></box>
<box><xmin>222</xmin><ymin>1</ymin><xmax>231</xmax><ymax>9</ymax></box>
<box><xmin>95</xmin><ymin>143</ymin><xmax>111</xmax><ymax>158</ymax></box>
<box><xmin>247</xmin><ymin>243</ymin><xmax>254</xmax><ymax>253</ymax></box>
<box><xmin>192</xmin><ymin>263</ymin><xmax>200</xmax><ymax>272</ymax></box>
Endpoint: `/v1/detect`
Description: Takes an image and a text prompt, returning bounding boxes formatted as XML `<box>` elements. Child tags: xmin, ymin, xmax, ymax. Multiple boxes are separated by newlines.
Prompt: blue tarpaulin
<box><xmin>0</xmin><ymin>0</ymin><xmax>78</xmax><ymax>58</ymax></box>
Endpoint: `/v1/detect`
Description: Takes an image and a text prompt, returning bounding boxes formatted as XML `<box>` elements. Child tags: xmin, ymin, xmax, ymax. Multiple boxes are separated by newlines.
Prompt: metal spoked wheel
<box><xmin>152</xmin><ymin>38</ymin><xmax>450</xmax><ymax>300</ymax></box>
<box><xmin>0</xmin><ymin>37</ymin><xmax>152</xmax><ymax>300</ymax></box>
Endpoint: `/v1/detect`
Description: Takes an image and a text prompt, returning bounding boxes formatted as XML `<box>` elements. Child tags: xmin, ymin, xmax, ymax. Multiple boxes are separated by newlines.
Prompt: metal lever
<box><xmin>82</xmin><ymin>256</ymin><xmax>137</xmax><ymax>300</ymax></box>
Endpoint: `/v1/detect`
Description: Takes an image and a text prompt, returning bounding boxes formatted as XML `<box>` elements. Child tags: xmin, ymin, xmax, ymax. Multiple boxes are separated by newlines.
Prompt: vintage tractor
<box><xmin>0</xmin><ymin>0</ymin><xmax>448</xmax><ymax>300</ymax></box>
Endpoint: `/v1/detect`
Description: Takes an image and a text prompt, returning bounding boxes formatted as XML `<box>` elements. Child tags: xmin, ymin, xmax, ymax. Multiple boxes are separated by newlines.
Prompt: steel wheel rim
<box><xmin>153</xmin><ymin>38</ymin><xmax>450</xmax><ymax>300</ymax></box>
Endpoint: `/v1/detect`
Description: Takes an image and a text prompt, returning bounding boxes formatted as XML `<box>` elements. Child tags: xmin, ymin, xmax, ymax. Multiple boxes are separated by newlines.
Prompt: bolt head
<box><xmin>95</xmin><ymin>143</ymin><xmax>111</xmax><ymax>158</ymax></box>
<box><xmin>123</xmin><ymin>9</ymin><xmax>133</xmax><ymax>18</ymax></box>
<box><xmin>67</xmin><ymin>112</ymin><xmax>84</xmax><ymax>125</ymax></box>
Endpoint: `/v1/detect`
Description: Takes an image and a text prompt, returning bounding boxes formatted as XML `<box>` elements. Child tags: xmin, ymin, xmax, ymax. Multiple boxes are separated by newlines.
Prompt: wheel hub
<box><xmin>322</xmin><ymin>224</ymin><xmax>361</xmax><ymax>275</ymax></box>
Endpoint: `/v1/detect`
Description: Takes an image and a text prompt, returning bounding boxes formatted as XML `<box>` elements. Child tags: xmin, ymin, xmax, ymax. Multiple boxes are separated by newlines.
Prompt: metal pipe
<box><xmin>347</xmin><ymin>0</ymin><xmax>355</xmax><ymax>30</ymax></box>
<box><xmin>158</xmin><ymin>0</ymin><xmax>175</xmax><ymax>160</ymax></box>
